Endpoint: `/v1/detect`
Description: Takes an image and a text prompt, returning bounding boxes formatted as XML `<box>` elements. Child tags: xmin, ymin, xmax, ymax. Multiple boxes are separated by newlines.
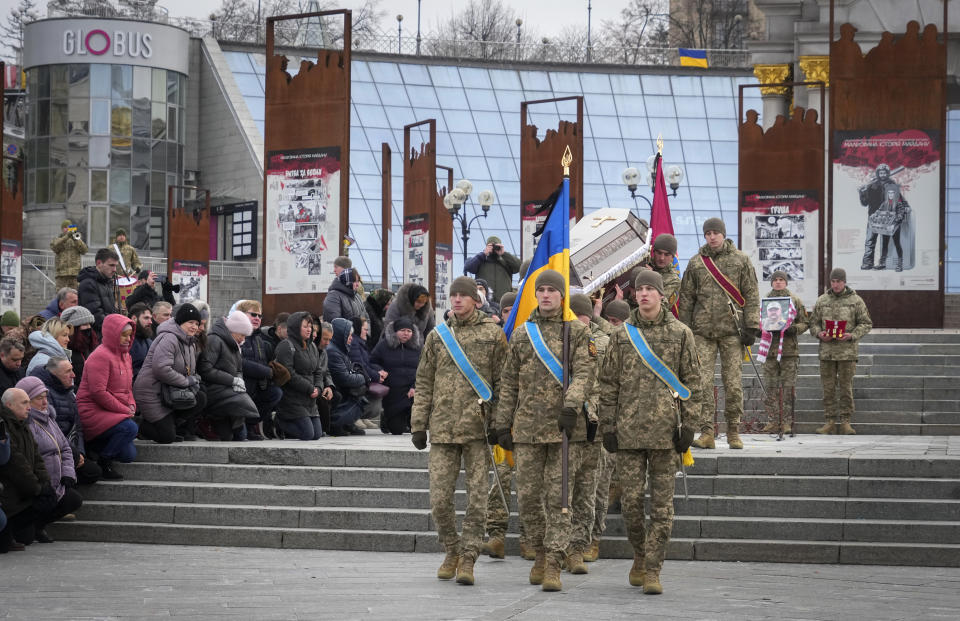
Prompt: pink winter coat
<box><xmin>78</xmin><ymin>314</ymin><xmax>137</xmax><ymax>441</ymax></box>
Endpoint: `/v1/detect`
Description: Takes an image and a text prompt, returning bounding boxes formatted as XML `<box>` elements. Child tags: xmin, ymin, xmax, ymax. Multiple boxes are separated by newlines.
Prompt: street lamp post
<box><xmin>621</xmin><ymin>156</ymin><xmax>684</xmax><ymax>220</ymax></box>
<box><xmin>586</xmin><ymin>0</ymin><xmax>592</xmax><ymax>62</ymax></box>
<box><xmin>444</xmin><ymin>180</ymin><xmax>495</xmax><ymax>274</ymax></box>
<box><xmin>515</xmin><ymin>18</ymin><xmax>522</xmax><ymax>61</ymax></box>
<box><xmin>396</xmin><ymin>14</ymin><xmax>403</xmax><ymax>54</ymax></box>
<box><xmin>416</xmin><ymin>0</ymin><xmax>422</xmax><ymax>55</ymax></box>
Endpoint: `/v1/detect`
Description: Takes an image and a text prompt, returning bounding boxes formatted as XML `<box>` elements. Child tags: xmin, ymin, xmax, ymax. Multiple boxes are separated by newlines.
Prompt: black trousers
<box><xmin>140</xmin><ymin>390</ymin><xmax>208</xmax><ymax>444</ymax></box>
<box><xmin>1</xmin><ymin>488</ymin><xmax>83</xmax><ymax>544</ymax></box>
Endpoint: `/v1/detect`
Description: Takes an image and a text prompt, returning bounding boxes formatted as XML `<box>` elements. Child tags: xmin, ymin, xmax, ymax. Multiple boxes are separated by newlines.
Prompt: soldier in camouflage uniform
<box><xmin>593</xmin><ymin>299</ymin><xmax>630</xmax><ymax>335</ymax></box>
<box><xmin>50</xmin><ymin>219</ymin><xmax>88</xmax><ymax>290</ymax></box>
<box><xmin>643</xmin><ymin>234</ymin><xmax>681</xmax><ymax>313</ymax></box>
<box><xmin>411</xmin><ymin>276</ymin><xmax>510</xmax><ymax>585</ymax></box>
<box><xmin>494</xmin><ymin>269</ymin><xmax>596</xmax><ymax>592</ymax></box>
<box><xmin>808</xmin><ymin>268</ymin><xmax>873</xmax><ymax>435</ymax></box>
<box><xmin>599</xmin><ymin>270</ymin><xmax>701</xmax><ymax>594</ymax></box>
<box><xmin>113</xmin><ymin>229</ymin><xmax>142</xmax><ymax>277</ymax></box>
<box><xmin>678</xmin><ymin>217</ymin><xmax>760</xmax><ymax>449</ymax></box>
<box><xmin>565</xmin><ymin>294</ymin><xmax>608</xmax><ymax>574</ymax></box>
<box><xmin>760</xmin><ymin>271</ymin><xmax>809</xmax><ymax>434</ymax></box>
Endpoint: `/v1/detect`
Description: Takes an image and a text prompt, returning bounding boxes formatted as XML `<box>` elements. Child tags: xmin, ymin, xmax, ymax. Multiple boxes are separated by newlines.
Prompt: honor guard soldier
<box><xmin>678</xmin><ymin>217</ymin><xmax>760</xmax><ymax>449</ymax></box>
<box><xmin>644</xmin><ymin>233</ymin><xmax>681</xmax><ymax>315</ymax></box>
<box><xmin>808</xmin><ymin>268</ymin><xmax>873</xmax><ymax>434</ymax></box>
<box><xmin>759</xmin><ymin>271</ymin><xmax>809</xmax><ymax>433</ymax></box>
<box><xmin>411</xmin><ymin>277</ymin><xmax>510</xmax><ymax>585</ymax></box>
<box><xmin>494</xmin><ymin>269</ymin><xmax>596</xmax><ymax>592</ymax></box>
<box><xmin>598</xmin><ymin>270</ymin><xmax>701</xmax><ymax>594</ymax></box>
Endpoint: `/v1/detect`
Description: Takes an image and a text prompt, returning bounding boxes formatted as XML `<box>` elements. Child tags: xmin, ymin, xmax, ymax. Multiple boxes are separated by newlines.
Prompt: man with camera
<box><xmin>50</xmin><ymin>220</ymin><xmax>88</xmax><ymax>290</ymax></box>
<box><xmin>123</xmin><ymin>270</ymin><xmax>178</xmax><ymax>311</ymax></box>
<box><xmin>464</xmin><ymin>236</ymin><xmax>521</xmax><ymax>303</ymax></box>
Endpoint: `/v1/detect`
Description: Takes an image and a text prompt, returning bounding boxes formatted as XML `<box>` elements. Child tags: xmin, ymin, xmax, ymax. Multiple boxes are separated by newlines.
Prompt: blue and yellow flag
<box><xmin>679</xmin><ymin>48</ymin><xmax>708</xmax><ymax>68</ymax></box>
<box><xmin>503</xmin><ymin>178</ymin><xmax>577</xmax><ymax>340</ymax></box>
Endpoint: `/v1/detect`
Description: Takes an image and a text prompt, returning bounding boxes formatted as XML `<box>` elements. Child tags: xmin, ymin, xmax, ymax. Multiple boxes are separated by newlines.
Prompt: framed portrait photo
<box><xmin>761</xmin><ymin>297</ymin><xmax>792</xmax><ymax>332</ymax></box>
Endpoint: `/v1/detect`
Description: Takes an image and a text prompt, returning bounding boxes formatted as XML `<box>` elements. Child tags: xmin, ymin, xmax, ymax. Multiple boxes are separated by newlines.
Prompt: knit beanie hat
<box><xmin>569</xmin><ymin>294</ymin><xmax>594</xmax><ymax>318</ymax></box>
<box><xmin>652</xmin><ymin>233</ymin><xmax>678</xmax><ymax>255</ymax></box>
<box><xmin>771</xmin><ymin>270</ymin><xmax>789</xmax><ymax>283</ymax></box>
<box><xmin>407</xmin><ymin>284</ymin><xmax>429</xmax><ymax>305</ymax></box>
<box><xmin>175</xmin><ymin>304</ymin><xmax>202</xmax><ymax>325</ymax></box>
<box><xmin>16</xmin><ymin>376</ymin><xmax>47</xmax><ymax>400</ymax></box>
<box><xmin>60</xmin><ymin>305</ymin><xmax>94</xmax><ymax>327</ymax></box>
<box><xmin>702</xmin><ymin>217</ymin><xmax>726</xmax><ymax>236</ymax></box>
<box><xmin>61</xmin><ymin>219</ymin><xmax>72</xmax><ymax>229</ymax></box>
<box><xmin>225</xmin><ymin>310</ymin><xmax>253</xmax><ymax>336</ymax></box>
<box><xmin>500</xmin><ymin>291</ymin><xmax>517</xmax><ymax>310</ymax></box>
<box><xmin>449</xmin><ymin>276</ymin><xmax>481</xmax><ymax>303</ymax></box>
<box><xmin>534</xmin><ymin>269</ymin><xmax>566</xmax><ymax>297</ymax></box>
<box><xmin>394</xmin><ymin>317</ymin><xmax>414</xmax><ymax>332</ymax></box>
<box><xmin>1</xmin><ymin>310</ymin><xmax>19</xmax><ymax>327</ymax></box>
<box><xmin>486</xmin><ymin>236</ymin><xmax>502</xmax><ymax>245</ymax></box>
<box><xmin>334</xmin><ymin>256</ymin><xmax>352</xmax><ymax>269</ymax></box>
<box><xmin>605</xmin><ymin>300</ymin><xmax>631</xmax><ymax>321</ymax></box>
<box><xmin>115</xmin><ymin>228</ymin><xmax>127</xmax><ymax>238</ymax></box>
<box><xmin>829</xmin><ymin>268</ymin><xmax>847</xmax><ymax>282</ymax></box>
<box><xmin>634</xmin><ymin>270</ymin><xmax>665</xmax><ymax>295</ymax></box>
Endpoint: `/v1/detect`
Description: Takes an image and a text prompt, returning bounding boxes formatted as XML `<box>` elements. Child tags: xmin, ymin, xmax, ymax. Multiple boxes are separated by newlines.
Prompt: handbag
<box><xmin>161</xmin><ymin>382</ymin><xmax>198</xmax><ymax>410</ymax></box>
<box><xmin>366</xmin><ymin>382</ymin><xmax>389</xmax><ymax>399</ymax></box>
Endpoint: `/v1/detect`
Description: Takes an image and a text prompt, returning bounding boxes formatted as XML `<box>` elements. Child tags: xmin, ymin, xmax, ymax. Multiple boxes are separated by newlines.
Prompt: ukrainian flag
<box><xmin>679</xmin><ymin>48</ymin><xmax>708</xmax><ymax>68</ymax></box>
<box><xmin>503</xmin><ymin>178</ymin><xmax>577</xmax><ymax>340</ymax></box>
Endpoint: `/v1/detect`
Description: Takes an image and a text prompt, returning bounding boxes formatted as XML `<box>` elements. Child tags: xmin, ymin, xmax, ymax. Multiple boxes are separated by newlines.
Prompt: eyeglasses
<box><xmin>248</xmin><ymin>312</ymin><xmax>262</xmax><ymax>318</ymax></box>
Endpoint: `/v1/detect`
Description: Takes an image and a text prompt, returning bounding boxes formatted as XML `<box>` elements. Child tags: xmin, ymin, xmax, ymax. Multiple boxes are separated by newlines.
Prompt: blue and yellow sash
<box><xmin>624</xmin><ymin>322</ymin><xmax>691</xmax><ymax>400</ymax></box>
<box><xmin>525</xmin><ymin>321</ymin><xmax>563</xmax><ymax>385</ymax></box>
<box><xmin>435</xmin><ymin>322</ymin><xmax>493</xmax><ymax>402</ymax></box>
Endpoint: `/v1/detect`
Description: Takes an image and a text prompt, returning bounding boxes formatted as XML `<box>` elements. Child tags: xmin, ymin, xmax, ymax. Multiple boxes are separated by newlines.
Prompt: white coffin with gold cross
<box><xmin>570</xmin><ymin>208</ymin><xmax>650</xmax><ymax>296</ymax></box>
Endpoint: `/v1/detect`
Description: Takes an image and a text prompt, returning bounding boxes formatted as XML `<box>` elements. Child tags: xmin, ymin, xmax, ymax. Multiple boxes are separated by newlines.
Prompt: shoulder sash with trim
<box><xmin>525</xmin><ymin>321</ymin><xmax>563</xmax><ymax>385</ymax></box>
<box><xmin>623</xmin><ymin>322</ymin><xmax>691</xmax><ymax>400</ymax></box>
<box><xmin>700</xmin><ymin>254</ymin><xmax>745</xmax><ymax>307</ymax></box>
<box><xmin>435</xmin><ymin>322</ymin><xmax>493</xmax><ymax>402</ymax></box>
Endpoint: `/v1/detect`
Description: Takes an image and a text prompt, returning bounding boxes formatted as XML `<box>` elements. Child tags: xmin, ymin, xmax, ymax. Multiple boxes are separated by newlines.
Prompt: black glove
<box><xmin>161</xmin><ymin>279</ymin><xmax>174</xmax><ymax>292</ymax></box>
<box><xmin>586</xmin><ymin>420</ymin><xmax>599</xmax><ymax>443</ymax></box>
<box><xmin>673</xmin><ymin>426</ymin><xmax>695</xmax><ymax>454</ymax></box>
<box><xmin>602</xmin><ymin>432</ymin><xmax>618</xmax><ymax>453</ymax></box>
<box><xmin>61</xmin><ymin>476</ymin><xmax>77</xmax><ymax>489</ymax></box>
<box><xmin>557</xmin><ymin>406</ymin><xmax>578</xmax><ymax>439</ymax></box>
<box><xmin>496</xmin><ymin>429</ymin><xmax>514</xmax><ymax>452</ymax></box>
<box><xmin>172</xmin><ymin>283</ymin><xmax>182</xmax><ymax>293</ymax></box>
<box><xmin>486</xmin><ymin>427</ymin><xmax>499</xmax><ymax>446</ymax></box>
<box><xmin>32</xmin><ymin>484</ymin><xmax>58</xmax><ymax>514</ymax></box>
<box><xmin>740</xmin><ymin>330</ymin><xmax>756</xmax><ymax>347</ymax></box>
<box><xmin>411</xmin><ymin>430</ymin><xmax>427</xmax><ymax>450</ymax></box>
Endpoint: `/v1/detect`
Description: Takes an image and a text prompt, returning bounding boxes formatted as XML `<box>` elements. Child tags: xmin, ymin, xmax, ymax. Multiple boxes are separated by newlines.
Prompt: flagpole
<box><xmin>560</xmin><ymin>146</ymin><xmax>572</xmax><ymax>515</ymax></box>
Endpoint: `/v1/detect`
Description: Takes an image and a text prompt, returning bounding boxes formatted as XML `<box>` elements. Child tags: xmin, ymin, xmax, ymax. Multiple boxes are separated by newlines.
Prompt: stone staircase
<box><xmin>48</xmin><ymin>438</ymin><xmax>960</xmax><ymax>567</ymax></box>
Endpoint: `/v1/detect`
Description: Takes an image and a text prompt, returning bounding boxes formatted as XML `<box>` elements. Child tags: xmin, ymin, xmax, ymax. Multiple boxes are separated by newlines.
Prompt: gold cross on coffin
<box><xmin>592</xmin><ymin>215</ymin><xmax>616</xmax><ymax>228</ymax></box>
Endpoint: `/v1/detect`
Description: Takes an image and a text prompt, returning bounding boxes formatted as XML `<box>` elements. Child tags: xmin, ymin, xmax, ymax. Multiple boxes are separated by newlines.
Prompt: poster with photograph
<box><xmin>0</xmin><ymin>240</ymin><xmax>21</xmax><ymax>315</ymax></box>
<box><xmin>434</xmin><ymin>243</ymin><xmax>453</xmax><ymax>317</ymax></box>
<box><xmin>522</xmin><ymin>198</ymin><xmax>577</xmax><ymax>260</ymax></box>
<box><xmin>171</xmin><ymin>260</ymin><xmax>208</xmax><ymax>305</ymax></box>
<box><xmin>740</xmin><ymin>190</ymin><xmax>820</xmax><ymax>305</ymax></box>
<box><xmin>403</xmin><ymin>213</ymin><xmax>429</xmax><ymax>288</ymax></box>
<box><xmin>832</xmin><ymin>129</ymin><xmax>940</xmax><ymax>290</ymax></box>
<box><xmin>265</xmin><ymin>147</ymin><xmax>341</xmax><ymax>295</ymax></box>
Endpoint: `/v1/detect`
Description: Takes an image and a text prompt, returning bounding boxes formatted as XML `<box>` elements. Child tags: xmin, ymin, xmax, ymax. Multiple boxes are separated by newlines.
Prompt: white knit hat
<box><xmin>224</xmin><ymin>310</ymin><xmax>253</xmax><ymax>336</ymax></box>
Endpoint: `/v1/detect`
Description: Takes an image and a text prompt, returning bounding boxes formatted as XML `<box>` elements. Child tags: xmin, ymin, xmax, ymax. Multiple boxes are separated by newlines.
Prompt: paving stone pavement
<box><xmin>2</xmin><ymin>542</ymin><xmax>959</xmax><ymax>620</ymax></box>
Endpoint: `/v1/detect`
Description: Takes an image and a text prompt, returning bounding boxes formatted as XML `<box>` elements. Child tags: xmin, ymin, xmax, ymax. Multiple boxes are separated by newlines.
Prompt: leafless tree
<box><xmin>428</xmin><ymin>0</ymin><xmax>529</xmax><ymax>60</ymax></box>
<box><xmin>1</xmin><ymin>0</ymin><xmax>39</xmax><ymax>62</ymax></box>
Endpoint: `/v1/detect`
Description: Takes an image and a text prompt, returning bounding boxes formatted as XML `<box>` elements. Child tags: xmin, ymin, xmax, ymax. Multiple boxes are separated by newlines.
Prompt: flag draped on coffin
<box><xmin>650</xmin><ymin>153</ymin><xmax>682</xmax><ymax>318</ymax></box>
<box><xmin>679</xmin><ymin>48</ymin><xmax>708</xmax><ymax>68</ymax></box>
<box><xmin>503</xmin><ymin>178</ymin><xmax>578</xmax><ymax>341</ymax></box>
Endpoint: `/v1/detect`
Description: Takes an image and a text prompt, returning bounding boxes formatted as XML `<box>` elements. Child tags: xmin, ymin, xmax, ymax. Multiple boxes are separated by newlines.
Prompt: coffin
<box><xmin>570</xmin><ymin>208</ymin><xmax>650</xmax><ymax>299</ymax></box>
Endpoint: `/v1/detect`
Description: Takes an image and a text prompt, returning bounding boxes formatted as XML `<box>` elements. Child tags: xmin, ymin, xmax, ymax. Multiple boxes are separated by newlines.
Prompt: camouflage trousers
<box><xmin>55</xmin><ymin>276</ymin><xmax>78</xmax><ymax>291</ymax></box>
<box><xmin>820</xmin><ymin>360</ymin><xmax>857</xmax><ymax>423</ymax></box>
<box><xmin>763</xmin><ymin>356</ymin><xmax>798</xmax><ymax>422</ymax></box>
<box><xmin>429</xmin><ymin>440</ymin><xmax>489</xmax><ymax>555</ymax></box>
<box><xmin>695</xmin><ymin>335</ymin><xmax>744</xmax><ymax>432</ymax></box>
<box><xmin>514</xmin><ymin>442</ymin><xmax>573</xmax><ymax>556</ymax></box>
<box><xmin>485</xmin><ymin>458</ymin><xmax>529</xmax><ymax>546</ymax></box>
<box><xmin>619</xmin><ymin>448</ymin><xmax>676</xmax><ymax>575</ymax></box>
<box><xmin>593</xmin><ymin>448</ymin><xmax>616</xmax><ymax>538</ymax></box>
<box><xmin>567</xmin><ymin>440</ymin><xmax>601</xmax><ymax>552</ymax></box>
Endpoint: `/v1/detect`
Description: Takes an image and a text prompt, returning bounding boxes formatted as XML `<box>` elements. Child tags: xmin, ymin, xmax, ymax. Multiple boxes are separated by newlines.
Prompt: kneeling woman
<box><xmin>198</xmin><ymin>310</ymin><xmax>260</xmax><ymax>440</ymax></box>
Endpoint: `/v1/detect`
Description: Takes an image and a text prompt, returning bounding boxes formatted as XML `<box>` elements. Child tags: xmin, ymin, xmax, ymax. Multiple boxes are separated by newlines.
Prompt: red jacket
<box><xmin>78</xmin><ymin>314</ymin><xmax>136</xmax><ymax>440</ymax></box>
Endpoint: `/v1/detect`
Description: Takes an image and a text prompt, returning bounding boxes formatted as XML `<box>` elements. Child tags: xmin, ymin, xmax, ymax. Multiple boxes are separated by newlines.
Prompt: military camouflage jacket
<box><xmin>116</xmin><ymin>242</ymin><xmax>142</xmax><ymax>275</ymax></box>
<box><xmin>495</xmin><ymin>308</ymin><xmax>596</xmax><ymax>444</ymax></box>
<box><xmin>411</xmin><ymin>309</ymin><xmax>509</xmax><ymax>443</ymax></box>
<box><xmin>585</xmin><ymin>321</ymin><xmax>610</xmax><ymax>423</ymax></box>
<box><xmin>594</xmin><ymin>315</ymin><xmax>616</xmax><ymax>336</ymax></box>
<box><xmin>762</xmin><ymin>287</ymin><xmax>809</xmax><ymax>358</ymax></box>
<box><xmin>50</xmin><ymin>233</ymin><xmax>88</xmax><ymax>278</ymax></box>
<box><xmin>598</xmin><ymin>308</ymin><xmax>701</xmax><ymax>450</ymax></box>
<box><xmin>678</xmin><ymin>239</ymin><xmax>760</xmax><ymax>338</ymax></box>
<box><xmin>653</xmin><ymin>264</ymin><xmax>681</xmax><ymax>311</ymax></box>
<box><xmin>808</xmin><ymin>287</ymin><xmax>873</xmax><ymax>361</ymax></box>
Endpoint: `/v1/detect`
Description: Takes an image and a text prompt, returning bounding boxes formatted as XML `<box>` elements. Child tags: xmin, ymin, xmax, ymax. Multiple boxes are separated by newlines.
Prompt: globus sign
<box><xmin>62</xmin><ymin>28</ymin><xmax>153</xmax><ymax>59</ymax></box>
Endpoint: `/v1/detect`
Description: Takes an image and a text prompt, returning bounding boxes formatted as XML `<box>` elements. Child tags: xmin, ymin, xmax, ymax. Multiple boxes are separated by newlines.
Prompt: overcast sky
<box><xmin>1</xmin><ymin>0</ymin><xmax>628</xmax><ymax>50</ymax></box>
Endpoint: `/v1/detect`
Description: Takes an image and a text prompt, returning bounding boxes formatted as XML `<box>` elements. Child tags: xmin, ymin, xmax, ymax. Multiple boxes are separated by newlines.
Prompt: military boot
<box><xmin>529</xmin><ymin>550</ymin><xmax>546</xmax><ymax>584</ymax></box>
<box><xmin>520</xmin><ymin>542</ymin><xmax>536</xmax><ymax>561</ymax></box>
<box><xmin>455</xmin><ymin>552</ymin><xmax>476</xmax><ymax>585</ymax></box>
<box><xmin>761</xmin><ymin>421</ymin><xmax>778</xmax><ymax>433</ymax></box>
<box><xmin>692</xmin><ymin>430</ymin><xmax>715</xmax><ymax>449</ymax></box>
<box><xmin>837</xmin><ymin>422</ymin><xmax>856</xmax><ymax>435</ymax></box>
<box><xmin>437</xmin><ymin>548</ymin><xmax>460</xmax><ymax>580</ymax></box>
<box><xmin>566</xmin><ymin>548</ymin><xmax>588</xmax><ymax>574</ymax></box>
<box><xmin>541</xmin><ymin>554</ymin><xmax>563</xmax><ymax>592</ymax></box>
<box><xmin>482</xmin><ymin>536</ymin><xmax>505</xmax><ymax>559</ymax></box>
<box><xmin>583</xmin><ymin>538</ymin><xmax>600</xmax><ymax>562</ymax></box>
<box><xmin>727</xmin><ymin>427</ymin><xmax>743</xmax><ymax>449</ymax></box>
<box><xmin>816</xmin><ymin>421</ymin><xmax>837</xmax><ymax>435</ymax></box>
<box><xmin>628</xmin><ymin>552</ymin><xmax>645</xmax><ymax>587</ymax></box>
<box><xmin>643</xmin><ymin>569</ymin><xmax>663</xmax><ymax>594</ymax></box>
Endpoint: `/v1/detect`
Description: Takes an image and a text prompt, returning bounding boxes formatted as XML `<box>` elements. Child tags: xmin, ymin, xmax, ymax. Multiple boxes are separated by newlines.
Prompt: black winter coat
<box><xmin>327</xmin><ymin>320</ymin><xmax>367</xmax><ymax>395</ymax></box>
<box><xmin>0</xmin><ymin>364</ymin><xmax>24</xmax><ymax>395</ymax></box>
<box><xmin>31</xmin><ymin>366</ymin><xmax>86</xmax><ymax>457</ymax></box>
<box><xmin>370</xmin><ymin>329</ymin><xmax>421</xmax><ymax>416</ymax></box>
<box><xmin>240</xmin><ymin>328</ymin><xmax>276</xmax><ymax>396</ymax></box>
<box><xmin>198</xmin><ymin>320</ymin><xmax>259</xmax><ymax>420</ymax></box>
<box><xmin>274</xmin><ymin>312</ymin><xmax>325</xmax><ymax>420</ymax></box>
<box><xmin>322</xmin><ymin>279</ymin><xmax>366</xmax><ymax>323</ymax></box>
<box><xmin>364</xmin><ymin>296</ymin><xmax>388</xmax><ymax>351</ymax></box>
<box><xmin>76</xmin><ymin>266</ymin><xmax>117</xmax><ymax>333</ymax></box>
<box><xmin>123</xmin><ymin>282</ymin><xmax>176</xmax><ymax>310</ymax></box>
<box><xmin>0</xmin><ymin>405</ymin><xmax>50</xmax><ymax>517</ymax></box>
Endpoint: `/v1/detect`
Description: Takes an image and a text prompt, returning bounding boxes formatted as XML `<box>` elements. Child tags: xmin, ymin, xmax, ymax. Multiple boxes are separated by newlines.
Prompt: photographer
<box><xmin>463</xmin><ymin>236</ymin><xmax>521</xmax><ymax>302</ymax></box>
<box><xmin>123</xmin><ymin>271</ymin><xmax>178</xmax><ymax>311</ymax></box>
<box><xmin>49</xmin><ymin>220</ymin><xmax>88</xmax><ymax>290</ymax></box>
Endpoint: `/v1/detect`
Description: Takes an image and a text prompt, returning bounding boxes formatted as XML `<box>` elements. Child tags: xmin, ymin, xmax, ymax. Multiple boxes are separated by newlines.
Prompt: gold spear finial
<box><xmin>657</xmin><ymin>134</ymin><xmax>664</xmax><ymax>155</ymax></box>
<box><xmin>561</xmin><ymin>145</ymin><xmax>573</xmax><ymax>176</ymax></box>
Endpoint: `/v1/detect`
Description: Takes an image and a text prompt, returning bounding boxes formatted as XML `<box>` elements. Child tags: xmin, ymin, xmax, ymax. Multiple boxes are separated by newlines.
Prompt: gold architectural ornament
<box><xmin>798</xmin><ymin>55</ymin><xmax>830</xmax><ymax>89</ymax></box>
<box><xmin>752</xmin><ymin>64</ymin><xmax>791</xmax><ymax>96</ymax></box>
<box><xmin>562</xmin><ymin>145</ymin><xmax>572</xmax><ymax>176</ymax></box>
